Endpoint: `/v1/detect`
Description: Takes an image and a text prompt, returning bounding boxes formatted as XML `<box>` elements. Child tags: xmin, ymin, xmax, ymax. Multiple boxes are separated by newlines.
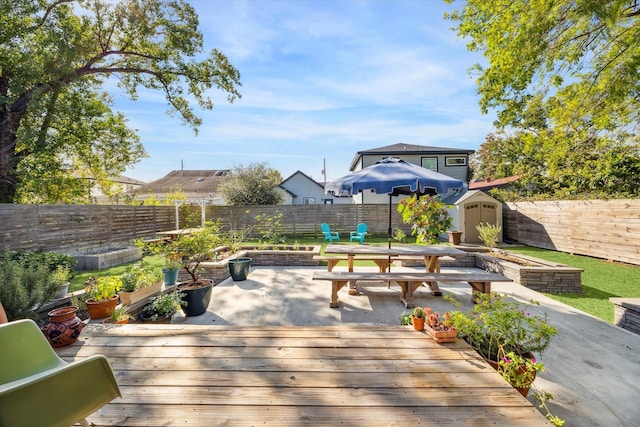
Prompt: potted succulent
<box><xmin>447</xmin><ymin>292</ymin><xmax>558</xmax><ymax>396</ymax></box>
<box><xmin>49</xmin><ymin>265</ymin><xmax>72</xmax><ymax>299</ymax></box>
<box><xmin>102</xmin><ymin>305</ymin><xmax>130</xmax><ymax>325</ymax></box>
<box><xmin>423</xmin><ymin>307</ymin><xmax>458</xmax><ymax>343</ymax></box>
<box><xmin>411</xmin><ymin>306</ymin><xmax>425</xmax><ymax>331</ymax></box>
<box><xmin>84</xmin><ymin>275</ymin><xmax>122</xmax><ymax>319</ymax></box>
<box><xmin>118</xmin><ymin>263</ymin><xmax>163</xmax><ymax>305</ymax></box>
<box><xmin>138</xmin><ymin>291</ymin><xmax>185</xmax><ymax>324</ymax></box>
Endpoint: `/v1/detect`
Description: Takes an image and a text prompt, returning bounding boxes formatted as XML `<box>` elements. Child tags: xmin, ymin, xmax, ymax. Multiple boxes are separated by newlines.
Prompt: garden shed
<box><xmin>441</xmin><ymin>190</ymin><xmax>502</xmax><ymax>244</ymax></box>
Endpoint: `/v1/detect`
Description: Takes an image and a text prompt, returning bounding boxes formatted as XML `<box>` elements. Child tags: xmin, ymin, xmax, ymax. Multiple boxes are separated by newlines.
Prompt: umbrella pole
<box><xmin>388</xmin><ymin>195</ymin><xmax>392</xmax><ymax>273</ymax></box>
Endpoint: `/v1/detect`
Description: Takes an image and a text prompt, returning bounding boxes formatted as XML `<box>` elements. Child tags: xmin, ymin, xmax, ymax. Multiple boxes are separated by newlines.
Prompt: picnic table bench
<box><xmin>312</xmin><ymin>270</ymin><xmax>512</xmax><ymax>308</ymax></box>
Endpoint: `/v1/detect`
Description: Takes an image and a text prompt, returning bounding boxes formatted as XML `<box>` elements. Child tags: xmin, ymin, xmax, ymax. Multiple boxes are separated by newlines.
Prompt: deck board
<box><xmin>59</xmin><ymin>324</ymin><xmax>550</xmax><ymax>426</ymax></box>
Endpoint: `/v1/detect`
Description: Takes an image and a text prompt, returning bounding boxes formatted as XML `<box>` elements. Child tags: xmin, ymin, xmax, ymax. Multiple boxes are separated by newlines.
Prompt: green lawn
<box><xmin>70</xmin><ymin>238</ymin><xmax>636</xmax><ymax>324</ymax></box>
<box><xmin>506</xmin><ymin>246</ymin><xmax>640</xmax><ymax>323</ymax></box>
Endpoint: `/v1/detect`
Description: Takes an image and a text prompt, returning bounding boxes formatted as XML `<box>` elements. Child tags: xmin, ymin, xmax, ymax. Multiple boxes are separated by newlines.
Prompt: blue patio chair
<box><xmin>350</xmin><ymin>223</ymin><xmax>368</xmax><ymax>243</ymax></box>
<box><xmin>321</xmin><ymin>223</ymin><xmax>340</xmax><ymax>243</ymax></box>
<box><xmin>0</xmin><ymin>319</ymin><xmax>121</xmax><ymax>427</ymax></box>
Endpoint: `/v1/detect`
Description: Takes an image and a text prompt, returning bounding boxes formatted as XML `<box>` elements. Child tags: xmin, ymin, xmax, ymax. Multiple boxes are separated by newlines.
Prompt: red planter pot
<box><xmin>86</xmin><ymin>295</ymin><xmax>119</xmax><ymax>319</ymax></box>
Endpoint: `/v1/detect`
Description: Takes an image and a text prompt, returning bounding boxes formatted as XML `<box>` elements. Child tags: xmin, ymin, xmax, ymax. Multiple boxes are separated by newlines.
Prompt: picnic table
<box><xmin>314</xmin><ymin>244</ymin><xmax>510</xmax><ymax>308</ymax></box>
<box><xmin>156</xmin><ymin>228</ymin><xmax>202</xmax><ymax>240</ymax></box>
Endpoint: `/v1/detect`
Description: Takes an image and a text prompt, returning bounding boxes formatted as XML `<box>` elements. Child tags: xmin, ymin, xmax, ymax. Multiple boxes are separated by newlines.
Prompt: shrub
<box><xmin>397</xmin><ymin>195</ymin><xmax>452</xmax><ymax>244</ymax></box>
<box><xmin>476</xmin><ymin>222</ymin><xmax>502</xmax><ymax>249</ymax></box>
<box><xmin>0</xmin><ymin>248</ymin><xmax>59</xmax><ymax>321</ymax></box>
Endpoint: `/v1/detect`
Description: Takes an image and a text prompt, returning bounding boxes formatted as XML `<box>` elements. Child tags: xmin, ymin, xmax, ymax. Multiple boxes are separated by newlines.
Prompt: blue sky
<box><xmin>115</xmin><ymin>0</ymin><xmax>496</xmax><ymax>184</ymax></box>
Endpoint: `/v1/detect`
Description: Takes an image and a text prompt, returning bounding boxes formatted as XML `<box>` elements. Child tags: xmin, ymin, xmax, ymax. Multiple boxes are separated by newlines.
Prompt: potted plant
<box><xmin>102</xmin><ymin>305</ymin><xmax>130</xmax><ymax>325</ymax></box>
<box><xmin>138</xmin><ymin>291</ymin><xmax>185</xmax><ymax>324</ymax></box>
<box><xmin>49</xmin><ymin>265</ymin><xmax>72</xmax><ymax>299</ymax></box>
<box><xmin>84</xmin><ymin>275</ymin><xmax>122</xmax><ymax>319</ymax></box>
<box><xmin>118</xmin><ymin>263</ymin><xmax>163</xmax><ymax>305</ymax></box>
<box><xmin>134</xmin><ymin>238</ymin><xmax>182</xmax><ymax>286</ymax></box>
<box><xmin>424</xmin><ymin>307</ymin><xmax>458</xmax><ymax>343</ymax></box>
<box><xmin>447</xmin><ymin>292</ymin><xmax>558</xmax><ymax>396</ymax></box>
<box><xmin>173</xmin><ymin>222</ymin><xmax>223</xmax><ymax>316</ymax></box>
<box><xmin>223</xmin><ymin>226</ymin><xmax>253</xmax><ymax>281</ymax></box>
<box><xmin>411</xmin><ymin>306</ymin><xmax>425</xmax><ymax>331</ymax></box>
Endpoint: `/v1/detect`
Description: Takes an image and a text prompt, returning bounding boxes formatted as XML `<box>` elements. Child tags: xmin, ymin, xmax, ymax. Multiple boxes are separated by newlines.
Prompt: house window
<box><xmin>421</xmin><ymin>157</ymin><xmax>438</xmax><ymax>171</ymax></box>
<box><xmin>303</xmin><ymin>197</ymin><xmax>315</xmax><ymax>204</ymax></box>
<box><xmin>323</xmin><ymin>199</ymin><xmax>333</xmax><ymax>204</ymax></box>
<box><xmin>445</xmin><ymin>156</ymin><xmax>467</xmax><ymax>166</ymax></box>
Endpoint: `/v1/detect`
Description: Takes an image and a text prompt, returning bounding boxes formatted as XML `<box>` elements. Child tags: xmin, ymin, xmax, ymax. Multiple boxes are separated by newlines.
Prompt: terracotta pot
<box><xmin>411</xmin><ymin>315</ymin><xmax>425</xmax><ymax>331</ymax></box>
<box><xmin>425</xmin><ymin>325</ymin><xmax>458</xmax><ymax>343</ymax></box>
<box><xmin>41</xmin><ymin>306</ymin><xmax>87</xmax><ymax>347</ymax></box>
<box><xmin>86</xmin><ymin>295</ymin><xmax>119</xmax><ymax>319</ymax></box>
<box><xmin>102</xmin><ymin>316</ymin><xmax>130</xmax><ymax>325</ymax></box>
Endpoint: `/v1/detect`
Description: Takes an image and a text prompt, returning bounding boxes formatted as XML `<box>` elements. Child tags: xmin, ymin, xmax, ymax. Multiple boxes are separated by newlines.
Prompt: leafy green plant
<box><xmin>0</xmin><ymin>248</ymin><xmax>59</xmax><ymax>321</ymax></box>
<box><xmin>399</xmin><ymin>311</ymin><xmax>412</xmax><ymax>325</ymax></box>
<box><xmin>393</xmin><ymin>228</ymin><xmax>407</xmax><ymax>243</ymax></box>
<box><xmin>174</xmin><ymin>222</ymin><xmax>224</xmax><ymax>283</ymax></box>
<box><xmin>135</xmin><ymin>238</ymin><xmax>182</xmax><ymax>271</ymax></box>
<box><xmin>447</xmin><ymin>292</ymin><xmax>557</xmax><ymax>361</ymax></box>
<box><xmin>85</xmin><ymin>276</ymin><xmax>122</xmax><ymax>302</ymax></box>
<box><xmin>498</xmin><ymin>351</ymin><xmax>544</xmax><ymax>389</ymax></box>
<box><xmin>397</xmin><ymin>195</ymin><xmax>453</xmax><ymax>244</ymax></box>
<box><xmin>120</xmin><ymin>263</ymin><xmax>162</xmax><ymax>292</ymax></box>
<box><xmin>255</xmin><ymin>212</ymin><xmax>285</xmax><ymax>244</ymax></box>
<box><xmin>5</xmin><ymin>248</ymin><xmax>76</xmax><ymax>277</ymax></box>
<box><xmin>143</xmin><ymin>291</ymin><xmax>186</xmax><ymax>320</ymax></box>
<box><xmin>476</xmin><ymin>222</ymin><xmax>502</xmax><ymax>249</ymax></box>
<box><xmin>49</xmin><ymin>264</ymin><xmax>72</xmax><ymax>286</ymax></box>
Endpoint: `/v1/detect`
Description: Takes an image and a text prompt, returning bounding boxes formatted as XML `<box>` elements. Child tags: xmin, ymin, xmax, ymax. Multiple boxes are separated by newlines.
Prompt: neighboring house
<box><xmin>469</xmin><ymin>175</ymin><xmax>520</xmax><ymax>191</ymax></box>
<box><xmin>130</xmin><ymin>170</ymin><xmax>231</xmax><ymax>205</ymax></box>
<box><xmin>91</xmin><ymin>175</ymin><xmax>145</xmax><ymax>204</ymax></box>
<box><xmin>347</xmin><ymin>143</ymin><xmax>474</xmax><ymax>204</ymax></box>
<box><xmin>278</xmin><ymin>170</ymin><xmax>351</xmax><ymax>205</ymax></box>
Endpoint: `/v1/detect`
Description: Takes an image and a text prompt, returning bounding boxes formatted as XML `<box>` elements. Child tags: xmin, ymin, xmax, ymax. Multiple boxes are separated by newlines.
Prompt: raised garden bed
<box><xmin>73</xmin><ymin>247</ymin><xmax>141</xmax><ymax>270</ymax></box>
<box><xmin>476</xmin><ymin>250</ymin><xmax>583</xmax><ymax>293</ymax></box>
<box><xmin>179</xmin><ymin>245</ymin><xmax>321</xmax><ymax>284</ymax></box>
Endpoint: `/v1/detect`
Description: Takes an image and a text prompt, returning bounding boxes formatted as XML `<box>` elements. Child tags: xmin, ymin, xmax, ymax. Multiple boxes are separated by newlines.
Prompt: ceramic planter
<box><xmin>118</xmin><ymin>281</ymin><xmax>162</xmax><ymax>305</ymax></box>
<box><xmin>178</xmin><ymin>279</ymin><xmax>213</xmax><ymax>316</ymax></box>
<box><xmin>53</xmin><ymin>282</ymin><xmax>70</xmax><ymax>299</ymax></box>
<box><xmin>137</xmin><ymin>310</ymin><xmax>173</xmax><ymax>324</ymax></box>
<box><xmin>425</xmin><ymin>325</ymin><xmax>458</xmax><ymax>343</ymax></box>
<box><xmin>162</xmin><ymin>268</ymin><xmax>180</xmax><ymax>286</ymax></box>
<box><xmin>41</xmin><ymin>306</ymin><xmax>87</xmax><ymax>347</ymax></box>
<box><xmin>86</xmin><ymin>295</ymin><xmax>119</xmax><ymax>319</ymax></box>
<box><xmin>228</xmin><ymin>257</ymin><xmax>252</xmax><ymax>281</ymax></box>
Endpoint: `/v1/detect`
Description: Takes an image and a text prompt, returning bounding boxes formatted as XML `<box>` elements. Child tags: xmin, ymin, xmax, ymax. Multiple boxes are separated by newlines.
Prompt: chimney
<box><xmin>485</xmin><ymin>177</ymin><xmax>491</xmax><ymax>182</ymax></box>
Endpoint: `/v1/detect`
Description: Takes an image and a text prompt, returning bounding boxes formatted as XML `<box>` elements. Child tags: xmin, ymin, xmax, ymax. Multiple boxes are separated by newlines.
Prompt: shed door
<box><xmin>464</xmin><ymin>202</ymin><xmax>498</xmax><ymax>243</ymax></box>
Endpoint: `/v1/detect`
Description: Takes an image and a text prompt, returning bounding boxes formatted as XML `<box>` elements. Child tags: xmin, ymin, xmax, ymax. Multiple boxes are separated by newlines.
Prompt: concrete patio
<box><xmin>172</xmin><ymin>264</ymin><xmax>640</xmax><ymax>427</ymax></box>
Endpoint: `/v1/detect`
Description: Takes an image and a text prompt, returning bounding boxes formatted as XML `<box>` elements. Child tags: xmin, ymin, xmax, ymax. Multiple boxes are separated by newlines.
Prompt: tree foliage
<box><xmin>448</xmin><ymin>0</ymin><xmax>640</xmax><ymax>198</ymax></box>
<box><xmin>218</xmin><ymin>163</ymin><xmax>284</xmax><ymax>206</ymax></box>
<box><xmin>0</xmin><ymin>0</ymin><xmax>241</xmax><ymax>203</ymax></box>
<box><xmin>446</xmin><ymin>0</ymin><xmax>640</xmax><ymax>133</ymax></box>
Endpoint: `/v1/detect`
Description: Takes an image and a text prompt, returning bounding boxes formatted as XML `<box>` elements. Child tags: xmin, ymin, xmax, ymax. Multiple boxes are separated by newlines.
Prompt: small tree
<box><xmin>218</xmin><ymin>163</ymin><xmax>284</xmax><ymax>205</ymax></box>
<box><xmin>397</xmin><ymin>195</ymin><xmax>452</xmax><ymax>244</ymax></box>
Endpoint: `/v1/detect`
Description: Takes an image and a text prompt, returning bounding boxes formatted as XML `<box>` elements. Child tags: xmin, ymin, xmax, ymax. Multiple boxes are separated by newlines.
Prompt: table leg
<box><xmin>331</xmin><ymin>280</ymin><xmax>349</xmax><ymax>308</ymax></box>
<box><xmin>423</xmin><ymin>256</ymin><xmax>443</xmax><ymax>296</ymax></box>
<box><xmin>348</xmin><ymin>255</ymin><xmax>359</xmax><ymax>295</ymax></box>
<box><xmin>373</xmin><ymin>259</ymin><xmax>389</xmax><ymax>272</ymax></box>
<box><xmin>468</xmin><ymin>281</ymin><xmax>491</xmax><ymax>303</ymax></box>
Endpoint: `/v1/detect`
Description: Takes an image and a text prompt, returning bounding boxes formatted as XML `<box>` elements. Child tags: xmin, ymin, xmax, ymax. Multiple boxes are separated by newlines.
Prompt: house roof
<box><xmin>349</xmin><ymin>143</ymin><xmax>475</xmax><ymax>171</ymax></box>
<box><xmin>469</xmin><ymin>175</ymin><xmax>520</xmax><ymax>191</ymax></box>
<box><xmin>280</xmin><ymin>170</ymin><xmax>325</xmax><ymax>191</ymax></box>
<box><xmin>134</xmin><ymin>170</ymin><xmax>231</xmax><ymax>194</ymax></box>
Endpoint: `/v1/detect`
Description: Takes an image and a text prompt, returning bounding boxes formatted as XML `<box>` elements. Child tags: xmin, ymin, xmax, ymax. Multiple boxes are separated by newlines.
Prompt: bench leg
<box><xmin>330</xmin><ymin>280</ymin><xmax>349</xmax><ymax>308</ymax></box>
<box><xmin>327</xmin><ymin>260</ymin><xmax>339</xmax><ymax>272</ymax></box>
<box><xmin>468</xmin><ymin>282</ymin><xmax>491</xmax><ymax>303</ymax></box>
<box><xmin>424</xmin><ymin>281</ymin><xmax>442</xmax><ymax>296</ymax></box>
<box><xmin>396</xmin><ymin>281</ymin><xmax>422</xmax><ymax>309</ymax></box>
<box><xmin>372</xmin><ymin>259</ymin><xmax>390</xmax><ymax>273</ymax></box>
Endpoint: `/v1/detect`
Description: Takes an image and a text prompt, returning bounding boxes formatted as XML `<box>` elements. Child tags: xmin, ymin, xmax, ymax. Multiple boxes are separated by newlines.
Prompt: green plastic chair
<box><xmin>350</xmin><ymin>223</ymin><xmax>368</xmax><ymax>244</ymax></box>
<box><xmin>0</xmin><ymin>319</ymin><xmax>121</xmax><ymax>427</ymax></box>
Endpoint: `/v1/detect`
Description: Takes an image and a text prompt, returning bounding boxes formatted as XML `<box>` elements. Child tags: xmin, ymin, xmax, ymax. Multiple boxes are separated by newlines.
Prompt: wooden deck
<box><xmin>56</xmin><ymin>324</ymin><xmax>550</xmax><ymax>426</ymax></box>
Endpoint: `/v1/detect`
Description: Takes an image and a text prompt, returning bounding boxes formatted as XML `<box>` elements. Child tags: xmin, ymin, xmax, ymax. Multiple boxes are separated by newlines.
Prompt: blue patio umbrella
<box><xmin>325</xmin><ymin>157</ymin><xmax>465</xmax><ymax>248</ymax></box>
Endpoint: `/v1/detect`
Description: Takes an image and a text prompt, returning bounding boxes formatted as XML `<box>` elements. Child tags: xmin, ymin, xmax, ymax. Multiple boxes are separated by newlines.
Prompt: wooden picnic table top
<box><xmin>325</xmin><ymin>244</ymin><xmax>467</xmax><ymax>257</ymax></box>
<box><xmin>56</xmin><ymin>324</ymin><xmax>550</xmax><ymax>426</ymax></box>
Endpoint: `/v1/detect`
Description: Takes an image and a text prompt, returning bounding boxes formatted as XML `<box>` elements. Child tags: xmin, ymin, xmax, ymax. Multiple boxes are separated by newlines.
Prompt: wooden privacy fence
<box><xmin>0</xmin><ymin>204</ymin><xmax>410</xmax><ymax>254</ymax></box>
<box><xmin>3</xmin><ymin>200</ymin><xmax>640</xmax><ymax>266</ymax></box>
<box><xmin>503</xmin><ymin>199</ymin><xmax>640</xmax><ymax>266</ymax></box>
